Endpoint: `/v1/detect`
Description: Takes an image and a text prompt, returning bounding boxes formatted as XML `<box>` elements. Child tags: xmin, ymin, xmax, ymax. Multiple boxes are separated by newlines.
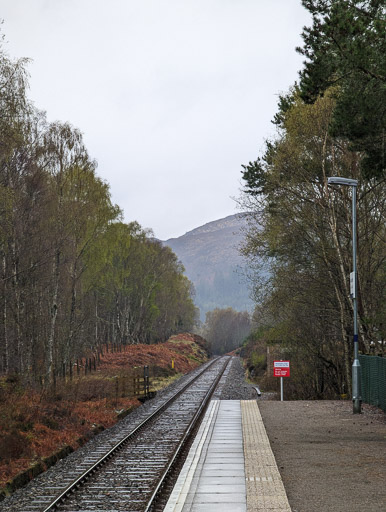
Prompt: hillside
<box><xmin>165</xmin><ymin>214</ymin><xmax>253</xmax><ymax>320</ymax></box>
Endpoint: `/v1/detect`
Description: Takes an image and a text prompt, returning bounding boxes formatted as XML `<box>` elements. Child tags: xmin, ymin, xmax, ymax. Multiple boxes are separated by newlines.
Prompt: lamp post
<box><xmin>328</xmin><ymin>177</ymin><xmax>361</xmax><ymax>414</ymax></box>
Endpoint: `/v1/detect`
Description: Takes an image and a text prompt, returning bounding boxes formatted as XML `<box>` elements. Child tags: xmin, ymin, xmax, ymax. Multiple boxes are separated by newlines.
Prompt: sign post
<box><xmin>273</xmin><ymin>361</ymin><xmax>290</xmax><ymax>401</ymax></box>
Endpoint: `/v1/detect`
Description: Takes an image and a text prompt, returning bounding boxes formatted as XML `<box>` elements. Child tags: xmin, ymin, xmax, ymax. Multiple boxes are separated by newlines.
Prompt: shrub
<box><xmin>0</xmin><ymin>430</ymin><xmax>32</xmax><ymax>462</ymax></box>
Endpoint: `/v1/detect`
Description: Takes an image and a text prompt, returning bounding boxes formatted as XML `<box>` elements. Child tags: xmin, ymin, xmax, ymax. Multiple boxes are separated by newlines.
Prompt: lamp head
<box><xmin>328</xmin><ymin>177</ymin><xmax>358</xmax><ymax>187</ymax></box>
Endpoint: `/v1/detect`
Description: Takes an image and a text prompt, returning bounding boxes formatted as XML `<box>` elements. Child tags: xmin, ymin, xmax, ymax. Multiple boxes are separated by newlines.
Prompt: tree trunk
<box><xmin>46</xmin><ymin>249</ymin><xmax>60</xmax><ymax>385</ymax></box>
<box><xmin>66</xmin><ymin>261</ymin><xmax>77</xmax><ymax>362</ymax></box>
<box><xmin>2</xmin><ymin>253</ymin><xmax>9</xmax><ymax>374</ymax></box>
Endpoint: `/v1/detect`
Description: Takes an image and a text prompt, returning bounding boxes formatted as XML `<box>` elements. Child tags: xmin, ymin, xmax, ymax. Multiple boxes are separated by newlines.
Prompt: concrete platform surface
<box><xmin>165</xmin><ymin>400</ymin><xmax>291</xmax><ymax>512</ymax></box>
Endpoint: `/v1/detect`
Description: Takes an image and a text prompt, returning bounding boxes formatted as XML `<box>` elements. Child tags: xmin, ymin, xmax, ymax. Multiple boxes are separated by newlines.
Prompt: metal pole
<box><xmin>280</xmin><ymin>377</ymin><xmax>283</xmax><ymax>401</ymax></box>
<box><xmin>352</xmin><ymin>185</ymin><xmax>361</xmax><ymax>414</ymax></box>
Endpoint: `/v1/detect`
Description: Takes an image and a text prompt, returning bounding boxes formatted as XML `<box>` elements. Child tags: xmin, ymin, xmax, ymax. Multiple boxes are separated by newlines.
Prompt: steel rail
<box><xmin>42</xmin><ymin>356</ymin><xmax>222</xmax><ymax>512</ymax></box>
<box><xmin>144</xmin><ymin>355</ymin><xmax>231</xmax><ymax>512</ymax></box>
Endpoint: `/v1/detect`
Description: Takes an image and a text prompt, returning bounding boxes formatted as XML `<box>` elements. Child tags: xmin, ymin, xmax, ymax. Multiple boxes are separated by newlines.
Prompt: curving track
<box><xmin>17</xmin><ymin>356</ymin><xmax>231</xmax><ymax>512</ymax></box>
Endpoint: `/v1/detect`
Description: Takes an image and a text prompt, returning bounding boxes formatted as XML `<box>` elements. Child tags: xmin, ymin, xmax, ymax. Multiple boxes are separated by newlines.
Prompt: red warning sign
<box><xmin>273</xmin><ymin>360</ymin><xmax>290</xmax><ymax>377</ymax></box>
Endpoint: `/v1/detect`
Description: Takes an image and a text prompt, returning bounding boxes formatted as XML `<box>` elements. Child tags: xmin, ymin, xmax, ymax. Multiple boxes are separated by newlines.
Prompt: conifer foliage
<box><xmin>297</xmin><ymin>0</ymin><xmax>386</xmax><ymax>178</ymax></box>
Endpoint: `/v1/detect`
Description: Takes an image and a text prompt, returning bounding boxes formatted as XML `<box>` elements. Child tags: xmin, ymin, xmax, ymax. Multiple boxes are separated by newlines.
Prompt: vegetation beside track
<box><xmin>0</xmin><ymin>333</ymin><xmax>209</xmax><ymax>492</ymax></box>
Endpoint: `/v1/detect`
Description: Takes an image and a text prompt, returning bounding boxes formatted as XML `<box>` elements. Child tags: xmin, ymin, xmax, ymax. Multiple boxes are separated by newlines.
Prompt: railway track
<box><xmin>19</xmin><ymin>356</ymin><xmax>231</xmax><ymax>512</ymax></box>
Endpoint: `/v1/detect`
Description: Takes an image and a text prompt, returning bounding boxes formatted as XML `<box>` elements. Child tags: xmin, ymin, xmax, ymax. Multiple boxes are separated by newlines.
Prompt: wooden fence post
<box><xmin>53</xmin><ymin>367</ymin><xmax>56</xmax><ymax>395</ymax></box>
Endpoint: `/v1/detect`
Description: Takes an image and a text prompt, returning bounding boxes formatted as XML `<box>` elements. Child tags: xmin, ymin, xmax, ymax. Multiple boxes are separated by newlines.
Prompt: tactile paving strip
<box><xmin>241</xmin><ymin>400</ymin><xmax>291</xmax><ymax>511</ymax></box>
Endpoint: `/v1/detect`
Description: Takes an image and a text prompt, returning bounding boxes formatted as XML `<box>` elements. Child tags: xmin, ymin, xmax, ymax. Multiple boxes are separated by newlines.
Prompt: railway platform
<box><xmin>165</xmin><ymin>399</ymin><xmax>291</xmax><ymax>512</ymax></box>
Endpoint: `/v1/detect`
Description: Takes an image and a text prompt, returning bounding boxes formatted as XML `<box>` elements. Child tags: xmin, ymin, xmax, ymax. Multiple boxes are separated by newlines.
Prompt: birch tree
<box><xmin>241</xmin><ymin>88</ymin><xmax>385</xmax><ymax>396</ymax></box>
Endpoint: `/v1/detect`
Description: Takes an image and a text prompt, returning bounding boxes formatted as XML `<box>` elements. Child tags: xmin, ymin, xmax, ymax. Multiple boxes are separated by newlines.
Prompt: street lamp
<box><xmin>328</xmin><ymin>176</ymin><xmax>361</xmax><ymax>414</ymax></box>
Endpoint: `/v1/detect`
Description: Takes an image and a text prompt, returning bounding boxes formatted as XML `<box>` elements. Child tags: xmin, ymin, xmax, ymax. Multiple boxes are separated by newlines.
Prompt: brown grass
<box><xmin>0</xmin><ymin>333</ymin><xmax>208</xmax><ymax>489</ymax></box>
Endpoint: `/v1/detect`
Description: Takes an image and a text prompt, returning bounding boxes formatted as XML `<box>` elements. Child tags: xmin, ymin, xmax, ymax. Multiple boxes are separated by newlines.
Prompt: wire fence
<box><xmin>359</xmin><ymin>355</ymin><xmax>386</xmax><ymax>412</ymax></box>
<box><xmin>43</xmin><ymin>364</ymin><xmax>172</xmax><ymax>405</ymax></box>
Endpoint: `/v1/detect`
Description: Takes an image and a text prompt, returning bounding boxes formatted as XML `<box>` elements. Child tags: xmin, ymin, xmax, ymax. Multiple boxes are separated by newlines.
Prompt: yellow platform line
<box><xmin>241</xmin><ymin>401</ymin><xmax>291</xmax><ymax>511</ymax></box>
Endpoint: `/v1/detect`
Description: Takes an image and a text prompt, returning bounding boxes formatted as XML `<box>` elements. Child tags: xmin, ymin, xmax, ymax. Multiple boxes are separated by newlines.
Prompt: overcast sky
<box><xmin>0</xmin><ymin>0</ymin><xmax>310</xmax><ymax>240</ymax></box>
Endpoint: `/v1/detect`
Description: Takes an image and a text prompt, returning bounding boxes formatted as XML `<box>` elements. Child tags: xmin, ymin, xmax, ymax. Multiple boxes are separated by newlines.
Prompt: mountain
<box><xmin>164</xmin><ymin>214</ymin><xmax>253</xmax><ymax>321</ymax></box>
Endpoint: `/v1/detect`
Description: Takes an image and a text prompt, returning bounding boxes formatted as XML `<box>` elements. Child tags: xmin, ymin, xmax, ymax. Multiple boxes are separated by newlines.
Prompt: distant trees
<box><xmin>85</xmin><ymin>222</ymin><xmax>197</xmax><ymax>348</ymax></box>
<box><xmin>0</xmin><ymin>38</ymin><xmax>197</xmax><ymax>383</ymax></box>
<box><xmin>204</xmin><ymin>308</ymin><xmax>251</xmax><ymax>355</ymax></box>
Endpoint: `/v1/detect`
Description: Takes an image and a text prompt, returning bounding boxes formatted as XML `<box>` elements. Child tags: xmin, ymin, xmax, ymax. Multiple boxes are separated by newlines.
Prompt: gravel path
<box><xmin>259</xmin><ymin>400</ymin><xmax>386</xmax><ymax>512</ymax></box>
